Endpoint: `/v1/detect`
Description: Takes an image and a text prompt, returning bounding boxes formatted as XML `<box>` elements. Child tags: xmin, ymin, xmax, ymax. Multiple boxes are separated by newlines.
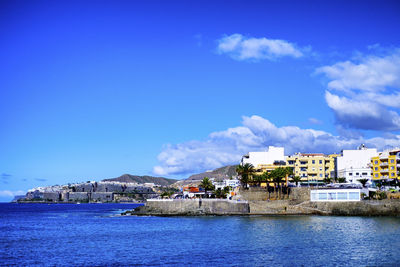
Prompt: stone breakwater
<box><xmin>122</xmin><ymin>198</ymin><xmax>400</xmax><ymax>216</ymax></box>
<box><xmin>123</xmin><ymin>199</ymin><xmax>249</xmax><ymax>216</ymax></box>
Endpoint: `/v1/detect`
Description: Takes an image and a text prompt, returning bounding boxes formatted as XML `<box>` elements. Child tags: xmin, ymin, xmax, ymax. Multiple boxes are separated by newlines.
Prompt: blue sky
<box><xmin>1</xmin><ymin>0</ymin><xmax>400</xmax><ymax>201</ymax></box>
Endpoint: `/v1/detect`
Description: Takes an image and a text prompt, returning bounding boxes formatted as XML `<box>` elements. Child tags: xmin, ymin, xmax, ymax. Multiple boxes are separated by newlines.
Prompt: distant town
<box><xmin>14</xmin><ymin>144</ymin><xmax>400</xmax><ymax>208</ymax></box>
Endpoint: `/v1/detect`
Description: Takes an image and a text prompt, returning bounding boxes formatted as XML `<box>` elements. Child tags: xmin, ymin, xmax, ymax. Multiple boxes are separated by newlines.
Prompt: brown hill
<box><xmin>171</xmin><ymin>165</ymin><xmax>238</xmax><ymax>187</ymax></box>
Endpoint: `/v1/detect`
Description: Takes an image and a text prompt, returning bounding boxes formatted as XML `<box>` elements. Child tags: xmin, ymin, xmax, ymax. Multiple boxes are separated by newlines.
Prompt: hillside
<box><xmin>171</xmin><ymin>165</ymin><xmax>238</xmax><ymax>187</ymax></box>
<box><xmin>102</xmin><ymin>174</ymin><xmax>178</xmax><ymax>186</ymax></box>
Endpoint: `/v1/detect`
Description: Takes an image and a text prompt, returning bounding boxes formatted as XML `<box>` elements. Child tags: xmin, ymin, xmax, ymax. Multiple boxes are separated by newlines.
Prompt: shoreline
<box><xmin>12</xmin><ymin>201</ymin><xmax>144</xmax><ymax>204</ymax></box>
<box><xmin>122</xmin><ymin>198</ymin><xmax>400</xmax><ymax>217</ymax></box>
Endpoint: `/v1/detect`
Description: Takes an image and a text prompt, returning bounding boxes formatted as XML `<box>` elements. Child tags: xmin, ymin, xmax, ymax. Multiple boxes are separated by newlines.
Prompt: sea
<box><xmin>1</xmin><ymin>203</ymin><xmax>400</xmax><ymax>266</ymax></box>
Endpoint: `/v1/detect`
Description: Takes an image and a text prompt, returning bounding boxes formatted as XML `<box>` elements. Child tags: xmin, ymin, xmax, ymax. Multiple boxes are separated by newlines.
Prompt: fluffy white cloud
<box><xmin>317</xmin><ymin>50</ymin><xmax>400</xmax><ymax>131</ymax></box>
<box><xmin>217</xmin><ymin>34</ymin><xmax>305</xmax><ymax>61</ymax></box>
<box><xmin>325</xmin><ymin>91</ymin><xmax>400</xmax><ymax>131</ymax></box>
<box><xmin>317</xmin><ymin>52</ymin><xmax>400</xmax><ymax>93</ymax></box>
<box><xmin>153</xmin><ymin>115</ymin><xmax>400</xmax><ymax>175</ymax></box>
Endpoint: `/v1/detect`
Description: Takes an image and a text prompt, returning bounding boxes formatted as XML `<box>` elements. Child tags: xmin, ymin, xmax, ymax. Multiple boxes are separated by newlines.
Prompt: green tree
<box><xmin>376</xmin><ymin>182</ymin><xmax>382</xmax><ymax>190</ymax></box>
<box><xmin>270</xmin><ymin>167</ymin><xmax>287</xmax><ymax>199</ymax></box>
<box><xmin>336</xmin><ymin>177</ymin><xmax>346</xmax><ymax>183</ymax></box>
<box><xmin>291</xmin><ymin>176</ymin><xmax>302</xmax><ymax>187</ymax></box>
<box><xmin>252</xmin><ymin>174</ymin><xmax>264</xmax><ymax>187</ymax></box>
<box><xmin>214</xmin><ymin>186</ymin><xmax>231</xmax><ymax>199</ymax></box>
<box><xmin>358</xmin><ymin>178</ymin><xmax>369</xmax><ymax>188</ymax></box>
<box><xmin>284</xmin><ymin>167</ymin><xmax>294</xmax><ymax>185</ymax></box>
<box><xmin>323</xmin><ymin>177</ymin><xmax>332</xmax><ymax>184</ymax></box>
<box><xmin>200</xmin><ymin>177</ymin><xmax>215</xmax><ymax>198</ymax></box>
<box><xmin>236</xmin><ymin>163</ymin><xmax>255</xmax><ymax>189</ymax></box>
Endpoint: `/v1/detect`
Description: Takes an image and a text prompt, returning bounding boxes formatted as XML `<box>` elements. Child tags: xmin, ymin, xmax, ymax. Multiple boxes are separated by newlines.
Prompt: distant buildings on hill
<box><xmin>19</xmin><ymin>181</ymin><xmax>163</xmax><ymax>203</ymax></box>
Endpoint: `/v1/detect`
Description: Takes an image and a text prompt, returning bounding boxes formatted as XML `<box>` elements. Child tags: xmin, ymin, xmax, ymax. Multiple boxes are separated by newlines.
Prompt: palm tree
<box><xmin>252</xmin><ymin>174</ymin><xmax>264</xmax><ymax>187</ymax></box>
<box><xmin>199</xmin><ymin>177</ymin><xmax>215</xmax><ymax>198</ymax></box>
<box><xmin>262</xmin><ymin>172</ymin><xmax>273</xmax><ymax>199</ymax></box>
<box><xmin>270</xmin><ymin>167</ymin><xmax>287</xmax><ymax>199</ymax></box>
<box><xmin>236</xmin><ymin>163</ymin><xmax>255</xmax><ymax>189</ymax></box>
<box><xmin>336</xmin><ymin>177</ymin><xmax>346</xmax><ymax>183</ymax></box>
<box><xmin>291</xmin><ymin>176</ymin><xmax>302</xmax><ymax>187</ymax></box>
<box><xmin>284</xmin><ymin>167</ymin><xmax>294</xmax><ymax>186</ymax></box>
<box><xmin>323</xmin><ymin>177</ymin><xmax>332</xmax><ymax>184</ymax></box>
<box><xmin>358</xmin><ymin>178</ymin><xmax>369</xmax><ymax>188</ymax></box>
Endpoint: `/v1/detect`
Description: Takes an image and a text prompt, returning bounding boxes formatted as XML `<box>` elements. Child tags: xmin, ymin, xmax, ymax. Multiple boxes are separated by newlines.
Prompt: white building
<box><xmin>213</xmin><ymin>179</ymin><xmax>240</xmax><ymax>190</ymax></box>
<box><xmin>336</xmin><ymin>144</ymin><xmax>378</xmax><ymax>184</ymax></box>
<box><xmin>224</xmin><ymin>179</ymin><xmax>240</xmax><ymax>188</ymax></box>
<box><xmin>310</xmin><ymin>188</ymin><xmax>367</xmax><ymax>202</ymax></box>
<box><xmin>241</xmin><ymin>146</ymin><xmax>285</xmax><ymax>168</ymax></box>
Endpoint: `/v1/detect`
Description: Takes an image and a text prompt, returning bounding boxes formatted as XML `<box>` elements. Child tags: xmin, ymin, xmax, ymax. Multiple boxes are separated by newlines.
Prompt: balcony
<box><xmin>380</xmin><ymin>162</ymin><xmax>389</xmax><ymax>167</ymax></box>
<box><xmin>380</xmin><ymin>169</ymin><xmax>389</xmax><ymax>173</ymax></box>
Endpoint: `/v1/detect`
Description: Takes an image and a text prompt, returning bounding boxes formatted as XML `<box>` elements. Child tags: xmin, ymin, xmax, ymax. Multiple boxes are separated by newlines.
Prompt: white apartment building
<box><xmin>241</xmin><ymin>146</ymin><xmax>285</xmax><ymax>168</ymax></box>
<box><xmin>336</xmin><ymin>144</ymin><xmax>378</xmax><ymax>184</ymax></box>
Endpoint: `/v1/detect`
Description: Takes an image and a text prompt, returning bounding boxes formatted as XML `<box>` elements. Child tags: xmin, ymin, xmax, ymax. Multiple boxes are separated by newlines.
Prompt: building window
<box><xmin>362</xmin><ymin>173</ymin><xmax>367</xmax><ymax>175</ymax></box>
<box><xmin>391</xmin><ymin>173</ymin><xmax>395</xmax><ymax>177</ymax></box>
<box><xmin>375</xmin><ymin>160</ymin><xmax>378</xmax><ymax>164</ymax></box>
<box><xmin>356</xmin><ymin>173</ymin><xmax>359</xmax><ymax>175</ymax></box>
<box><xmin>391</xmin><ymin>166</ymin><xmax>394</xmax><ymax>170</ymax></box>
<box><xmin>349</xmin><ymin>192</ymin><xmax>359</xmax><ymax>200</ymax></box>
<box><xmin>312</xmin><ymin>160</ymin><xmax>315</xmax><ymax>164</ymax></box>
<box><xmin>318</xmin><ymin>193</ymin><xmax>327</xmax><ymax>200</ymax></box>
<box><xmin>375</xmin><ymin>167</ymin><xmax>378</xmax><ymax>171</ymax></box>
<box><xmin>390</xmin><ymin>159</ymin><xmax>394</xmax><ymax>163</ymax></box>
<box><xmin>375</xmin><ymin>174</ymin><xmax>379</xmax><ymax>177</ymax></box>
<box><xmin>319</xmin><ymin>167</ymin><xmax>322</xmax><ymax>171</ymax></box>
<box><xmin>319</xmin><ymin>160</ymin><xmax>322</xmax><ymax>164</ymax></box>
<box><xmin>349</xmin><ymin>173</ymin><xmax>352</xmax><ymax>176</ymax></box>
<box><xmin>319</xmin><ymin>174</ymin><xmax>323</xmax><ymax>177</ymax></box>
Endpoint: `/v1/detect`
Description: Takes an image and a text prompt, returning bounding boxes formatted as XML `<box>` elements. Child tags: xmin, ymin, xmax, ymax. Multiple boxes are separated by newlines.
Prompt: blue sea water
<box><xmin>1</xmin><ymin>203</ymin><xmax>400</xmax><ymax>266</ymax></box>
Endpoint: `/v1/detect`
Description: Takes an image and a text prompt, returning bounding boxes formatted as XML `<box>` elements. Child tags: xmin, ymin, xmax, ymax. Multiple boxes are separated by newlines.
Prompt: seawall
<box><xmin>124</xmin><ymin>199</ymin><xmax>249</xmax><ymax>216</ymax></box>
<box><xmin>123</xmin><ymin>186</ymin><xmax>400</xmax><ymax>216</ymax></box>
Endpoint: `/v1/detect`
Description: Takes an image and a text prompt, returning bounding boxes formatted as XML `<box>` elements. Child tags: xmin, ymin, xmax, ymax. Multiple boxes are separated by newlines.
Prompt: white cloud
<box><xmin>0</xmin><ymin>190</ymin><xmax>25</xmax><ymax>198</ymax></box>
<box><xmin>308</xmin><ymin>118</ymin><xmax>323</xmax><ymax>125</ymax></box>
<box><xmin>217</xmin><ymin>34</ymin><xmax>305</xmax><ymax>61</ymax></box>
<box><xmin>153</xmin><ymin>115</ymin><xmax>400</xmax><ymax>175</ymax></box>
<box><xmin>317</xmin><ymin>49</ymin><xmax>400</xmax><ymax>131</ymax></box>
<box><xmin>325</xmin><ymin>91</ymin><xmax>400</xmax><ymax>131</ymax></box>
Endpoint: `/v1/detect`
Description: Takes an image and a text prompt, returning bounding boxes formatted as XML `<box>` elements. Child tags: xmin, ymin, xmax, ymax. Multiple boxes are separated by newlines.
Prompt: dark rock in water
<box><xmin>11</xmin><ymin>195</ymin><xmax>25</xmax><ymax>202</ymax></box>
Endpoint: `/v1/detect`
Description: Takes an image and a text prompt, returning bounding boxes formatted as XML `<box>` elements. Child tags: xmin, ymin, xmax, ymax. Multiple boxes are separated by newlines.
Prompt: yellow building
<box><xmin>285</xmin><ymin>153</ymin><xmax>338</xmax><ymax>182</ymax></box>
<box><xmin>371</xmin><ymin>149</ymin><xmax>400</xmax><ymax>180</ymax></box>
<box><xmin>253</xmin><ymin>161</ymin><xmax>288</xmax><ymax>186</ymax></box>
